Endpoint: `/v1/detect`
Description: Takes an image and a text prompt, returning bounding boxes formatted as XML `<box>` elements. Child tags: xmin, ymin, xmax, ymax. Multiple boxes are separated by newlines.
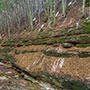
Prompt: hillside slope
<box><xmin>0</xmin><ymin>1</ymin><xmax>90</xmax><ymax>90</ymax></box>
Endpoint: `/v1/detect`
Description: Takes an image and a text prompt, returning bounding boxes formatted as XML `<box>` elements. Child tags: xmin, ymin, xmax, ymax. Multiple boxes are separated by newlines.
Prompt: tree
<box><xmin>82</xmin><ymin>0</ymin><xmax>86</xmax><ymax>17</ymax></box>
<box><xmin>4</xmin><ymin>0</ymin><xmax>11</xmax><ymax>39</ymax></box>
<box><xmin>89</xmin><ymin>3</ymin><xmax>90</xmax><ymax>17</ymax></box>
<box><xmin>53</xmin><ymin>0</ymin><xmax>56</xmax><ymax>25</ymax></box>
<box><xmin>62</xmin><ymin>0</ymin><xmax>66</xmax><ymax>16</ymax></box>
<box><xmin>28</xmin><ymin>0</ymin><xmax>33</xmax><ymax>30</ymax></box>
<box><xmin>37</xmin><ymin>0</ymin><xmax>41</xmax><ymax>26</ymax></box>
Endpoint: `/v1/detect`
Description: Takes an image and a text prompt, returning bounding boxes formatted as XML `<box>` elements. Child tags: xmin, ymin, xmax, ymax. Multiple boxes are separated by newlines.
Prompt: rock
<box><xmin>13</xmin><ymin>75</ymin><xmax>19</xmax><ymax>79</ymax></box>
<box><xmin>0</xmin><ymin>86</ymin><xmax>3</xmax><ymax>89</ymax></box>
<box><xmin>39</xmin><ymin>82</ymin><xmax>55</xmax><ymax>90</ymax></box>
<box><xmin>62</xmin><ymin>43</ymin><xmax>73</xmax><ymax>48</ymax></box>
<box><xmin>6</xmin><ymin>71</ymin><xmax>12</xmax><ymax>74</ymax></box>
<box><xmin>0</xmin><ymin>76</ymin><xmax>8</xmax><ymax>81</ymax></box>
<box><xmin>57</xmin><ymin>45</ymin><xmax>63</xmax><ymax>53</ymax></box>
<box><xmin>0</xmin><ymin>62</ymin><xmax>6</xmax><ymax>66</ymax></box>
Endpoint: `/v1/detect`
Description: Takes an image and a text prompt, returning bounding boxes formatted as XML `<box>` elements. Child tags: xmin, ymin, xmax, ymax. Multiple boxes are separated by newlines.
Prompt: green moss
<box><xmin>0</xmin><ymin>54</ymin><xmax>16</xmax><ymax>63</ymax></box>
<box><xmin>38</xmin><ymin>73</ymin><xmax>89</xmax><ymax>90</ymax></box>
<box><xmin>24</xmin><ymin>41</ymin><xmax>32</xmax><ymax>46</ymax></box>
<box><xmin>1</xmin><ymin>43</ymin><xmax>16</xmax><ymax>47</ymax></box>
<box><xmin>21</xmin><ymin>50</ymin><xmax>28</xmax><ymax>54</ymax></box>
<box><xmin>79</xmin><ymin>35</ymin><xmax>90</xmax><ymax>43</ymax></box>
<box><xmin>62</xmin><ymin>80</ymin><xmax>89</xmax><ymax>90</ymax></box>
<box><xmin>57</xmin><ymin>39</ymin><xmax>64</xmax><ymax>43</ymax></box>
<box><xmin>36</xmin><ymin>31</ymin><xmax>52</xmax><ymax>39</ymax></box>
<box><xmin>46</xmin><ymin>39</ymin><xmax>57</xmax><ymax>45</ymax></box>
<box><xmin>79</xmin><ymin>52</ymin><xmax>90</xmax><ymax>58</ymax></box>
<box><xmin>4</xmin><ymin>39</ymin><xmax>18</xmax><ymax>44</ymax></box>
<box><xmin>68</xmin><ymin>36</ymin><xmax>78</xmax><ymax>40</ymax></box>
<box><xmin>14</xmin><ymin>49</ymin><xmax>38</xmax><ymax>54</ymax></box>
<box><xmin>19</xmin><ymin>38</ymin><xmax>29</xmax><ymax>43</ymax></box>
<box><xmin>81</xmin><ymin>19</ymin><xmax>90</xmax><ymax>34</ymax></box>
<box><xmin>21</xmin><ymin>50</ymin><xmax>38</xmax><ymax>54</ymax></box>
<box><xmin>81</xmin><ymin>28</ymin><xmax>90</xmax><ymax>34</ymax></box>
<box><xmin>43</xmin><ymin>50</ymin><xmax>90</xmax><ymax>58</ymax></box>
<box><xmin>14</xmin><ymin>50</ymin><xmax>21</xmax><ymax>54</ymax></box>
<box><xmin>67</xmin><ymin>30</ymin><xmax>80</xmax><ymax>35</ymax></box>
<box><xmin>79</xmin><ymin>35</ymin><xmax>90</xmax><ymax>41</ymax></box>
<box><xmin>46</xmin><ymin>37</ymin><xmax>65</xmax><ymax>45</ymax></box>
<box><xmin>31</xmin><ymin>40</ymin><xmax>46</xmax><ymax>45</ymax></box>
<box><xmin>0</xmin><ymin>48</ymin><xmax>13</xmax><ymax>53</ymax></box>
<box><xmin>80</xmin><ymin>35</ymin><xmax>89</xmax><ymax>39</ymax></box>
<box><xmin>24</xmin><ymin>37</ymin><xmax>65</xmax><ymax>45</ymax></box>
<box><xmin>76</xmin><ymin>44</ymin><xmax>90</xmax><ymax>48</ymax></box>
<box><xmin>43</xmin><ymin>50</ymin><xmax>74</xmax><ymax>58</ymax></box>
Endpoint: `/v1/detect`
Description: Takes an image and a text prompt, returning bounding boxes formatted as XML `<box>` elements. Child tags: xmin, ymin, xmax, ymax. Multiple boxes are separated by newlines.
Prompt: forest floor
<box><xmin>0</xmin><ymin>1</ymin><xmax>90</xmax><ymax>90</ymax></box>
<box><xmin>0</xmin><ymin>61</ymin><xmax>56</xmax><ymax>90</ymax></box>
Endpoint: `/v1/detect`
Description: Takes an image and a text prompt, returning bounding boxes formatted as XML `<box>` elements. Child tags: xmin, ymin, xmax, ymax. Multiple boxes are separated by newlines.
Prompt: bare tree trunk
<box><xmin>82</xmin><ymin>0</ymin><xmax>86</xmax><ymax>17</ymax></box>
<box><xmin>4</xmin><ymin>0</ymin><xmax>11</xmax><ymax>39</ymax></box>
<box><xmin>37</xmin><ymin>0</ymin><xmax>41</xmax><ymax>26</ymax></box>
<box><xmin>62</xmin><ymin>0</ymin><xmax>66</xmax><ymax>17</ymax></box>
<box><xmin>53</xmin><ymin>0</ymin><xmax>56</xmax><ymax>25</ymax></box>
<box><xmin>28</xmin><ymin>0</ymin><xmax>34</xmax><ymax>30</ymax></box>
<box><xmin>89</xmin><ymin>3</ymin><xmax>90</xmax><ymax>17</ymax></box>
<box><xmin>50</xmin><ymin>0</ymin><xmax>53</xmax><ymax>17</ymax></box>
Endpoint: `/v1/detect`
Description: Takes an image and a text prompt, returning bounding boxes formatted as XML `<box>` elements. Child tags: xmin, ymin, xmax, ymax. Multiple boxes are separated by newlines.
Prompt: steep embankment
<box><xmin>0</xmin><ymin>17</ymin><xmax>90</xmax><ymax>90</ymax></box>
<box><xmin>0</xmin><ymin>1</ymin><xmax>90</xmax><ymax>90</ymax></box>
